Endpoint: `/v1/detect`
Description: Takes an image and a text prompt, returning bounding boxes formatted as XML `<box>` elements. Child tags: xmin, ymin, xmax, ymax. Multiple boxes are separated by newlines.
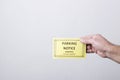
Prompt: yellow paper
<box><xmin>53</xmin><ymin>38</ymin><xmax>86</xmax><ymax>59</ymax></box>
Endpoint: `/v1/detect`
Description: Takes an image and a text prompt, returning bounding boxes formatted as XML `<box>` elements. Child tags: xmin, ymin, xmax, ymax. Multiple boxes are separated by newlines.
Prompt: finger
<box><xmin>86</xmin><ymin>44</ymin><xmax>94</xmax><ymax>53</ymax></box>
<box><xmin>86</xmin><ymin>44</ymin><xmax>92</xmax><ymax>49</ymax></box>
<box><xmin>87</xmin><ymin>49</ymin><xmax>94</xmax><ymax>53</ymax></box>
<box><xmin>80</xmin><ymin>35</ymin><xmax>93</xmax><ymax>44</ymax></box>
<box><xmin>96</xmin><ymin>51</ymin><xmax>107</xmax><ymax>58</ymax></box>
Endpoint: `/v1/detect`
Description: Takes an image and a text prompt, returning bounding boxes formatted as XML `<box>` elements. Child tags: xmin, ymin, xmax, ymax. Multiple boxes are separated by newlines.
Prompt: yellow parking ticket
<box><xmin>53</xmin><ymin>38</ymin><xmax>86</xmax><ymax>59</ymax></box>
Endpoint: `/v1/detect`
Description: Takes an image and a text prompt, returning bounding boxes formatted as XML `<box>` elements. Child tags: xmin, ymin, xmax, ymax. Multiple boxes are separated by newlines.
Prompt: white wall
<box><xmin>0</xmin><ymin>0</ymin><xmax>120</xmax><ymax>80</ymax></box>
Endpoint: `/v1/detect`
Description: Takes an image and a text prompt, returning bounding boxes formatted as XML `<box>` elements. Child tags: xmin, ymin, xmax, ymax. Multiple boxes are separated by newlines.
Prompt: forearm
<box><xmin>107</xmin><ymin>45</ymin><xmax>120</xmax><ymax>63</ymax></box>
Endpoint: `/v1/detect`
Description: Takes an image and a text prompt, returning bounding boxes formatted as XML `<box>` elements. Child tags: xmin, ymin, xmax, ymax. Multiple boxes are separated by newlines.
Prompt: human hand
<box><xmin>80</xmin><ymin>34</ymin><xmax>120</xmax><ymax>63</ymax></box>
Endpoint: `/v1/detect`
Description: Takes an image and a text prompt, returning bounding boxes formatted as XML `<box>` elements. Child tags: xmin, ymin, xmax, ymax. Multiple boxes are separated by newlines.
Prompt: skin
<box><xmin>80</xmin><ymin>34</ymin><xmax>120</xmax><ymax>64</ymax></box>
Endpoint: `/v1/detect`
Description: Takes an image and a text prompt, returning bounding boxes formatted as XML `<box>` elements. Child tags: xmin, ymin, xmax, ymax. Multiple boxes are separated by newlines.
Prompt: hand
<box><xmin>80</xmin><ymin>34</ymin><xmax>120</xmax><ymax>63</ymax></box>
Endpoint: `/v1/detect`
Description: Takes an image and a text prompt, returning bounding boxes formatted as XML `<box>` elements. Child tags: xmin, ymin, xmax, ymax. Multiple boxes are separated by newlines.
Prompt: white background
<box><xmin>0</xmin><ymin>0</ymin><xmax>120</xmax><ymax>80</ymax></box>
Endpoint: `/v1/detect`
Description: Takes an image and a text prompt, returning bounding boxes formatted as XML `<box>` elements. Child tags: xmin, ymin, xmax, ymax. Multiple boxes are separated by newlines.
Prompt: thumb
<box><xmin>80</xmin><ymin>37</ymin><xmax>93</xmax><ymax>44</ymax></box>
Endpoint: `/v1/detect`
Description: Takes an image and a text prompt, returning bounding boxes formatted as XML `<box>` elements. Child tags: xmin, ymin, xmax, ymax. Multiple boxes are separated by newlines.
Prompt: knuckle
<box><xmin>92</xmin><ymin>34</ymin><xmax>101</xmax><ymax>40</ymax></box>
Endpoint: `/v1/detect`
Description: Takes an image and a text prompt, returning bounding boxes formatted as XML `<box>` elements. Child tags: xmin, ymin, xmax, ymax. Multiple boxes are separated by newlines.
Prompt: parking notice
<box><xmin>53</xmin><ymin>38</ymin><xmax>86</xmax><ymax>59</ymax></box>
